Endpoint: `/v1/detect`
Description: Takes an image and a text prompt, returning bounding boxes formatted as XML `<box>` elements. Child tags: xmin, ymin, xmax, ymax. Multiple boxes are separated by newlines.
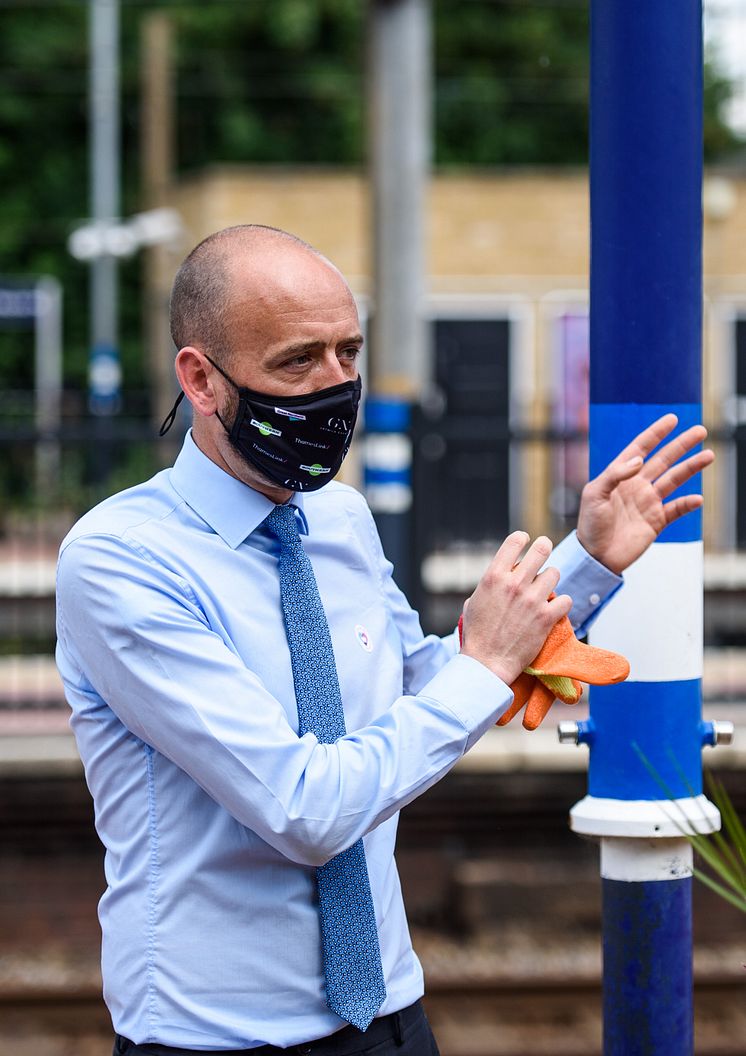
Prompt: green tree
<box><xmin>0</xmin><ymin>0</ymin><xmax>741</xmax><ymax>408</ymax></box>
<box><xmin>173</xmin><ymin>0</ymin><xmax>364</xmax><ymax>169</ymax></box>
<box><xmin>435</xmin><ymin>0</ymin><xmax>590</xmax><ymax>164</ymax></box>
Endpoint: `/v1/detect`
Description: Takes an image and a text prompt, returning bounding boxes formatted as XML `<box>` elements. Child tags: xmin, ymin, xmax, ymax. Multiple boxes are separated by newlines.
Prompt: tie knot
<box><xmin>264</xmin><ymin>503</ymin><xmax>300</xmax><ymax>547</ymax></box>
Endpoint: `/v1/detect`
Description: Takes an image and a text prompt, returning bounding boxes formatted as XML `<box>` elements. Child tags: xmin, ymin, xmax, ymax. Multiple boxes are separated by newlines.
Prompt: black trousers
<box><xmin>113</xmin><ymin>1000</ymin><xmax>440</xmax><ymax>1056</ymax></box>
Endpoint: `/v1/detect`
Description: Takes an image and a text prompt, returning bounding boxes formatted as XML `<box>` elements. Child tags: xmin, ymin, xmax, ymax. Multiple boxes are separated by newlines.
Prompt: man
<box><xmin>56</xmin><ymin>225</ymin><xmax>712</xmax><ymax>1056</ymax></box>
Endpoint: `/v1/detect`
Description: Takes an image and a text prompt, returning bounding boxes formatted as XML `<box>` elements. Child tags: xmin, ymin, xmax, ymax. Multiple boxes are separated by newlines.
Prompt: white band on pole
<box><xmin>601</xmin><ymin>837</ymin><xmax>693</xmax><ymax>882</ymax></box>
<box><xmin>589</xmin><ymin>541</ymin><xmax>703</xmax><ymax>682</ymax></box>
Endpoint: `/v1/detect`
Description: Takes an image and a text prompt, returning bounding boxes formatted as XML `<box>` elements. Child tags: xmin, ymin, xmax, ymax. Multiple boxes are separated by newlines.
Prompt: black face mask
<box><xmin>160</xmin><ymin>358</ymin><xmax>362</xmax><ymax>493</ymax></box>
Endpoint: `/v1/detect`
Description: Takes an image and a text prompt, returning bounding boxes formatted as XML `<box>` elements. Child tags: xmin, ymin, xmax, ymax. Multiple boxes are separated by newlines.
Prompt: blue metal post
<box><xmin>568</xmin><ymin>4</ymin><xmax>720</xmax><ymax>1053</ymax></box>
<box><xmin>364</xmin><ymin>397</ymin><xmax>414</xmax><ymax>599</ymax></box>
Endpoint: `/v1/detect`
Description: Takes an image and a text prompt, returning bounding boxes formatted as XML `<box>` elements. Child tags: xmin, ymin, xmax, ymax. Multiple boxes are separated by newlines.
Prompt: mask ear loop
<box><xmin>159</xmin><ymin>392</ymin><xmax>185</xmax><ymax>436</ymax></box>
<box><xmin>159</xmin><ymin>356</ymin><xmax>238</xmax><ymax>436</ymax></box>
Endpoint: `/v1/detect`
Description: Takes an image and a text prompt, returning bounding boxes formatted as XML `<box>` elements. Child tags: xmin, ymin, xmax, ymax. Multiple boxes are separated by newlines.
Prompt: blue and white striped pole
<box><xmin>565</xmin><ymin>5</ymin><xmax>721</xmax><ymax>1053</ymax></box>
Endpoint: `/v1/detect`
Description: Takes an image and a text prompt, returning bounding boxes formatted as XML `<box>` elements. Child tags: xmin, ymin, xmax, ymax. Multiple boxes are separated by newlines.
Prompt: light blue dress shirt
<box><xmin>55</xmin><ymin>432</ymin><xmax>621</xmax><ymax>1050</ymax></box>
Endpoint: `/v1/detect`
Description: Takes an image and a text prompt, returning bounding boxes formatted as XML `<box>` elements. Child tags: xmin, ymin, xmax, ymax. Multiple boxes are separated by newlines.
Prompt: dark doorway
<box><xmin>412</xmin><ymin>318</ymin><xmax>511</xmax><ymax>629</ymax></box>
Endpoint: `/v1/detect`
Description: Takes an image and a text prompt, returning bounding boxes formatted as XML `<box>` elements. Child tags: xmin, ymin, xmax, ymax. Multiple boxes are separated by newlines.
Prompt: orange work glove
<box><xmin>457</xmin><ymin>600</ymin><xmax>629</xmax><ymax>730</ymax></box>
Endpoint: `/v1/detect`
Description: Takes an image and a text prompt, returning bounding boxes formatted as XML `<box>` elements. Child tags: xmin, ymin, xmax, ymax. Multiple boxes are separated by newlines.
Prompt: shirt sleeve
<box><xmin>56</xmin><ymin>532</ymin><xmax>512</xmax><ymax>869</ymax></box>
<box><xmin>547</xmin><ymin>529</ymin><xmax>624</xmax><ymax>636</ymax></box>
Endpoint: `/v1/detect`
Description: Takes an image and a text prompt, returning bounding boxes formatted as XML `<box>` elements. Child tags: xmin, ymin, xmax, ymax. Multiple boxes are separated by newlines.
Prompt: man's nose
<box><xmin>319</xmin><ymin>352</ymin><xmax>352</xmax><ymax>386</ymax></box>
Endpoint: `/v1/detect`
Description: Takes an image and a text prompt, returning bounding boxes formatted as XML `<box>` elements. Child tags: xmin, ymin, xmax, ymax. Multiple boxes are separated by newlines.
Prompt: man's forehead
<box><xmin>229</xmin><ymin>251</ymin><xmax>356</xmax><ymax>316</ymax></box>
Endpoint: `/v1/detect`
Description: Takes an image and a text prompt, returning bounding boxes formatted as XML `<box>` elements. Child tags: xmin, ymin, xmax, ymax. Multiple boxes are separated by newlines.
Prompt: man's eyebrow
<box><xmin>277</xmin><ymin>334</ymin><xmax>365</xmax><ymax>357</ymax></box>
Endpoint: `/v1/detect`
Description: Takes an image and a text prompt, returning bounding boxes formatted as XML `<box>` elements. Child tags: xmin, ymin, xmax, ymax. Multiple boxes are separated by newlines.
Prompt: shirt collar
<box><xmin>169</xmin><ymin>431</ymin><xmax>308</xmax><ymax>549</ymax></box>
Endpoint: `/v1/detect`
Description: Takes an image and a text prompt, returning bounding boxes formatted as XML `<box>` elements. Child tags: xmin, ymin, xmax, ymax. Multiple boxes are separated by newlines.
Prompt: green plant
<box><xmin>681</xmin><ymin>771</ymin><xmax>746</xmax><ymax>915</ymax></box>
<box><xmin>633</xmin><ymin>745</ymin><xmax>746</xmax><ymax>915</ymax></box>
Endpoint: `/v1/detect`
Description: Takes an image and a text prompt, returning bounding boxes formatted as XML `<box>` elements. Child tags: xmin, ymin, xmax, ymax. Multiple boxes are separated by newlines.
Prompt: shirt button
<box><xmin>589</xmin><ymin>592</ymin><xmax>601</xmax><ymax>605</ymax></box>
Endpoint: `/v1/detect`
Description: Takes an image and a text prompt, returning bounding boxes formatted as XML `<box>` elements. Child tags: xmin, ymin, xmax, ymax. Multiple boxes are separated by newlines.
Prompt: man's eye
<box><xmin>339</xmin><ymin>347</ymin><xmax>360</xmax><ymax>360</ymax></box>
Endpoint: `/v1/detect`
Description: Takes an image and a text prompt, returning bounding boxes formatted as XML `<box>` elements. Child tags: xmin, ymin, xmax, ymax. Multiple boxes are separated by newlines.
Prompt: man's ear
<box><xmin>175</xmin><ymin>347</ymin><xmax>218</xmax><ymax>418</ymax></box>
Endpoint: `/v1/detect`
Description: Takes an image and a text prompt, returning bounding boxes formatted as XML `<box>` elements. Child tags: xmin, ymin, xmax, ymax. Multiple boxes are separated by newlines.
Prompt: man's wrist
<box><xmin>576</xmin><ymin>530</ymin><xmax>620</xmax><ymax>575</ymax></box>
<box><xmin>461</xmin><ymin>647</ymin><xmax>517</xmax><ymax>686</ymax></box>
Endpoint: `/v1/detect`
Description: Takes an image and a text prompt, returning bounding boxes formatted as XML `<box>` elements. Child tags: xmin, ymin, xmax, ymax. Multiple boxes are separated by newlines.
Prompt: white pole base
<box><xmin>570</xmin><ymin>793</ymin><xmax>720</xmax><ymax>838</ymax></box>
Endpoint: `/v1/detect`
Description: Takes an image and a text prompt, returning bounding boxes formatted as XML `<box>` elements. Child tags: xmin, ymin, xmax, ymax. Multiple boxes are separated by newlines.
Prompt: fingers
<box><xmin>615</xmin><ymin>413</ymin><xmax>679</xmax><ymax>463</ymax></box>
<box><xmin>491</xmin><ymin>530</ymin><xmax>530</xmax><ymax>574</ymax></box>
<box><xmin>516</xmin><ymin>536</ymin><xmax>554</xmax><ymax>583</ymax></box>
<box><xmin>535</xmin><ymin>565</ymin><xmax>561</xmax><ymax>597</ymax></box>
<box><xmin>547</xmin><ymin>591</ymin><xmax>573</xmax><ymax>622</ymax></box>
<box><xmin>491</xmin><ymin>532</ymin><xmax>556</xmax><ymax>588</ymax></box>
<box><xmin>653</xmin><ymin>447</ymin><xmax>715</xmax><ymax>499</ymax></box>
<box><xmin>589</xmin><ymin>417</ymin><xmax>713</xmax><ymax>502</ymax></box>
<box><xmin>662</xmin><ymin>493</ymin><xmax>704</xmax><ymax>526</ymax></box>
<box><xmin>641</xmin><ymin>423</ymin><xmax>708</xmax><ymax>483</ymax></box>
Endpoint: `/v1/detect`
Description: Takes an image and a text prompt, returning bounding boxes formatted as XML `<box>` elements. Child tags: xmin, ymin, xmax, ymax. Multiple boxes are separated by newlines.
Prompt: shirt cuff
<box><xmin>418</xmin><ymin>652</ymin><xmax>514</xmax><ymax>753</ymax></box>
<box><xmin>548</xmin><ymin>530</ymin><xmax>624</xmax><ymax>637</ymax></box>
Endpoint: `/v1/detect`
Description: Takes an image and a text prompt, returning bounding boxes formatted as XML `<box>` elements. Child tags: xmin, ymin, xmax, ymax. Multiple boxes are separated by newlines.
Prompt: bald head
<box><xmin>170</xmin><ymin>224</ymin><xmax>362</xmax><ymax>498</ymax></box>
<box><xmin>169</xmin><ymin>224</ymin><xmax>338</xmax><ymax>366</ymax></box>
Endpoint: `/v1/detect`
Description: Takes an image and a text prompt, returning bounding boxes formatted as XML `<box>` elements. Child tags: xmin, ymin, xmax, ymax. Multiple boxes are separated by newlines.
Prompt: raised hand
<box><xmin>576</xmin><ymin>413</ymin><xmax>714</xmax><ymax>575</ymax></box>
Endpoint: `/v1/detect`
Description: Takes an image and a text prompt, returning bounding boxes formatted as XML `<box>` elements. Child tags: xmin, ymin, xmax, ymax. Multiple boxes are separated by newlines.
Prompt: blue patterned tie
<box><xmin>264</xmin><ymin>503</ymin><xmax>387</xmax><ymax>1031</ymax></box>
